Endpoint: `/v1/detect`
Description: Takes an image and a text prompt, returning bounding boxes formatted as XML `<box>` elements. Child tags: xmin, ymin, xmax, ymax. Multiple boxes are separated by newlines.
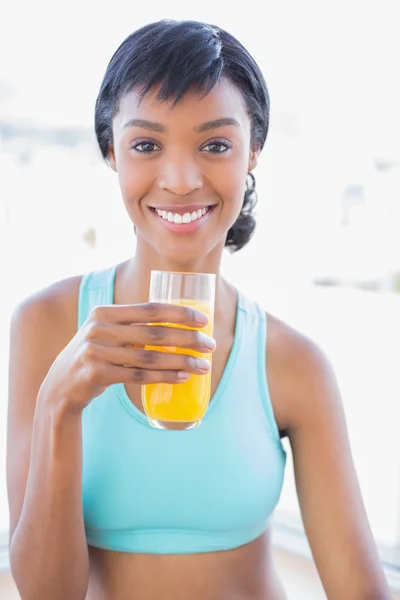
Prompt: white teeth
<box><xmin>154</xmin><ymin>207</ymin><xmax>210</xmax><ymax>224</ymax></box>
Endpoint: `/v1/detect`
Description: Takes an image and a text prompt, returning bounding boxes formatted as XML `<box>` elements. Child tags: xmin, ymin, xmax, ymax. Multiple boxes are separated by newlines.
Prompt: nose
<box><xmin>157</xmin><ymin>156</ymin><xmax>203</xmax><ymax>196</ymax></box>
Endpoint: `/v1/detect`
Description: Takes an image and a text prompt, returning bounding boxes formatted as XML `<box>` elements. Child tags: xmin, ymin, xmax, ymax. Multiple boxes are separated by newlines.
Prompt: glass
<box><xmin>142</xmin><ymin>270</ymin><xmax>216</xmax><ymax>430</ymax></box>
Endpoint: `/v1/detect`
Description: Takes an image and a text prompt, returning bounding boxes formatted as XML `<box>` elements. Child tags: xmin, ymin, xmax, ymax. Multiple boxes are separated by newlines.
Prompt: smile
<box><xmin>148</xmin><ymin>205</ymin><xmax>216</xmax><ymax>233</ymax></box>
<box><xmin>155</xmin><ymin>207</ymin><xmax>209</xmax><ymax>224</ymax></box>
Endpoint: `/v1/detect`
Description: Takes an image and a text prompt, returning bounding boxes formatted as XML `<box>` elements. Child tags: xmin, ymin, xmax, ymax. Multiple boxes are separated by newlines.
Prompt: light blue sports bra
<box><xmin>79</xmin><ymin>265</ymin><xmax>286</xmax><ymax>554</ymax></box>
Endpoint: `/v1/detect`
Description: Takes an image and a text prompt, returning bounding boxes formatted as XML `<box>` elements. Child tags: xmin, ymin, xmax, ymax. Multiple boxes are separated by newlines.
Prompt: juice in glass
<box><xmin>141</xmin><ymin>271</ymin><xmax>216</xmax><ymax>430</ymax></box>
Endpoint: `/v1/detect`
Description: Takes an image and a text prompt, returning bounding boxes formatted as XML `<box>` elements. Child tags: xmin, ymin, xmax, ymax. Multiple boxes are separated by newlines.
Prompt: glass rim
<box><xmin>150</xmin><ymin>270</ymin><xmax>216</xmax><ymax>278</ymax></box>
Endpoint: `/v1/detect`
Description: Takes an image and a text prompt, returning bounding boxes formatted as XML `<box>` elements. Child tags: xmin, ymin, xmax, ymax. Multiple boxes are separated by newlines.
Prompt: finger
<box><xmin>107</xmin><ymin>364</ymin><xmax>194</xmax><ymax>385</ymax></box>
<box><xmin>91</xmin><ymin>302</ymin><xmax>210</xmax><ymax>327</ymax></box>
<box><xmin>100</xmin><ymin>345</ymin><xmax>211</xmax><ymax>374</ymax></box>
<box><xmin>132</xmin><ymin>324</ymin><xmax>215</xmax><ymax>351</ymax></box>
<box><xmin>94</xmin><ymin>323</ymin><xmax>216</xmax><ymax>352</ymax></box>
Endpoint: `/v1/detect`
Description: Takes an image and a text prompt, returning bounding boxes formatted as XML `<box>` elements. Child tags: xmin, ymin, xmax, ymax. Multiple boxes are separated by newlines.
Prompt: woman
<box><xmin>7</xmin><ymin>19</ymin><xmax>391</xmax><ymax>600</ymax></box>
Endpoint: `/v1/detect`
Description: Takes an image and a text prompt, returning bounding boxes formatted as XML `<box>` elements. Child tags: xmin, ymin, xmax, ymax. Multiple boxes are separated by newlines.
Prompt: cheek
<box><xmin>115</xmin><ymin>155</ymin><xmax>153</xmax><ymax>204</ymax></box>
<box><xmin>214</xmin><ymin>161</ymin><xmax>247</xmax><ymax>213</ymax></box>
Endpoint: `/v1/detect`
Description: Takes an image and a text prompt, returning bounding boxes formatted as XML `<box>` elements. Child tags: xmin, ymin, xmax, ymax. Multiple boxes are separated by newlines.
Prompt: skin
<box><xmin>7</xmin><ymin>79</ymin><xmax>392</xmax><ymax>599</ymax></box>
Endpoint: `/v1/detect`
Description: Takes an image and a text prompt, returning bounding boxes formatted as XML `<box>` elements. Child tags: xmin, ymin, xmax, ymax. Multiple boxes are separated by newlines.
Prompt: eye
<box><xmin>201</xmin><ymin>140</ymin><xmax>231</xmax><ymax>153</ymax></box>
<box><xmin>131</xmin><ymin>141</ymin><xmax>162</xmax><ymax>154</ymax></box>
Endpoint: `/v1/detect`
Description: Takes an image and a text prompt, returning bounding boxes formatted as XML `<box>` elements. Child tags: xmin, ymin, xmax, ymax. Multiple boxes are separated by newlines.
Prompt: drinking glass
<box><xmin>142</xmin><ymin>270</ymin><xmax>216</xmax><ymax>430</ymax></box>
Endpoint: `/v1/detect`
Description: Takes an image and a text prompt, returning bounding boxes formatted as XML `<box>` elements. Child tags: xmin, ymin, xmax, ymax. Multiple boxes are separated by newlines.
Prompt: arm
<box><xmin>268</xmin><ymin>318</ymin><xmax>392</xmax><ymax>599</ymax></box>
<box><xmin>7</xmin><ymin>277</ymin><xmax>214</xmax><ymax>600</ymax></box>
<box><xmin>7</xmin><ymin>278</ymin><xmax>89</xmax><ymax>600</ymax></box>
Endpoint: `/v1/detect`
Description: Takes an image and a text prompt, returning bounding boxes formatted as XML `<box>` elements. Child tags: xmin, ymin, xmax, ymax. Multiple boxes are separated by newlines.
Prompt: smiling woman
<box><xmin>104</xmin><ymin>79</ymin><xmax>260</xmax><ymax>265</ymax></box>
<box><xmin>6</xmin><ymin>18</ymin><xmax>392</xmax><ymax>600</ymax></box>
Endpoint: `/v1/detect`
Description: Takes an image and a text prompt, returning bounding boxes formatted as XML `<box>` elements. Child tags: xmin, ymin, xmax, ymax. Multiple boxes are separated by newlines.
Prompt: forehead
<box><xmin>114</xmin><ymin>79</ymin><xmax>250</xmax><ymax>131</ymax></box>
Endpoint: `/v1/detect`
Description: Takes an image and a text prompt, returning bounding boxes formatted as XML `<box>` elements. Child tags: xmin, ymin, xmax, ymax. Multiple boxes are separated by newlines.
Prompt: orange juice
<box><xmin>141</xmin><ymin>300</ymin><xmax>214</xmax><ymax>427</ymax></box>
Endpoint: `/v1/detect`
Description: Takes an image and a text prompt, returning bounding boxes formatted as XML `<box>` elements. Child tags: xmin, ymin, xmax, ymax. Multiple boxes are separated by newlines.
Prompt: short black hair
<box><xmin>95</xmin><ymin>19</ymin><xmax>270</xmax><ymax>251</ymax></box>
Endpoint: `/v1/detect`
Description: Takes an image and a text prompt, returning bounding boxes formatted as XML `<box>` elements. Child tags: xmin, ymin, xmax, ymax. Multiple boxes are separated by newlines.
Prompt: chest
<box><xmin>81</xmin><ymin>361</ymin><xmax>286</xmax><ymax>537</ymax></box>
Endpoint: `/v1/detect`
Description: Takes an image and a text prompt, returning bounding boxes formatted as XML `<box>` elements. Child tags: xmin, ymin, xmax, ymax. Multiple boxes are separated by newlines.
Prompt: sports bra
<box><xmin>79</xmin><ymin>264</ymin><xmax>286</xmax><ymax>554</ymax></box>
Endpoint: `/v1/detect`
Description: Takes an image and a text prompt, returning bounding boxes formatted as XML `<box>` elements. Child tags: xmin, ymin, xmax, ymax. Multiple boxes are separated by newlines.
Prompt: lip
<box><xmin>149</xmin><ymin>204</ymin><xmax>216</xmax><ymax>234</ymax></box>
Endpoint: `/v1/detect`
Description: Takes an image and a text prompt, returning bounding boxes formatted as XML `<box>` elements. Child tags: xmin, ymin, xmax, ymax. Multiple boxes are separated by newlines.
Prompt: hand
<box><xmin>38</xmin><ymin>303</ymin><xmax>215</xmax><ymax>414</ymax></box>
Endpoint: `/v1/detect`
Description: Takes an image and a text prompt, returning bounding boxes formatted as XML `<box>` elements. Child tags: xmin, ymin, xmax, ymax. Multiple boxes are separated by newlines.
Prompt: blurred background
<box><xmin>0</xmin><ymin>0</ymin><xmax>399</xmax><ymax>597</ymax></box>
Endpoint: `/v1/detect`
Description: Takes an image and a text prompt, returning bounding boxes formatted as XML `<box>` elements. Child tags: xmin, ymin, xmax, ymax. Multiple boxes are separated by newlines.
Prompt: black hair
<box><xmin>95</xmin><ymin>19</ymin><xmax>270</xmax><ymax>252</ymax></box>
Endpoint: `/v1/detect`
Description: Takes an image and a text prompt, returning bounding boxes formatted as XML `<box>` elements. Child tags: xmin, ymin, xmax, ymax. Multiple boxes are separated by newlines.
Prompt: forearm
<box><xmin>10</xmin><ymin>398</ymin><xmax>89</xmax><ymax>600</ymax></box>
<box><xmin>354</xmin><ymin>585</ymin><xmax>393</xmax><ymax>600</ymax></box>
<box><xmin>327</xmin><ymin>571</ymin><xmax>393</xmax><ymax>600</ymax></box>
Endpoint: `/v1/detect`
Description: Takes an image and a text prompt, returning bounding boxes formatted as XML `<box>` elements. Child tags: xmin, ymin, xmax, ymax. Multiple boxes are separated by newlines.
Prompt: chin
<box><xmin>155</xmin><ymin>238</ymin><xmax>222</xmax><ymax>269</ymax></box>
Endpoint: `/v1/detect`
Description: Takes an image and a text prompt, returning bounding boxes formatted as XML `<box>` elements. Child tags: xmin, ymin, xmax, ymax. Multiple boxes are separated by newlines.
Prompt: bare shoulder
<box><xmin>8</xmin><ymin>273</ymin><xmax>84</xmax><ymax>419</ymax></box>
<box><xmin>8</xmin><ymin>270</ymin><xmax>83</xmax><ymax>416</ymax></box>
<box><xmin>11</xmin><ymin>274</ymin><xmax>83</xmax><ymax>347</ymax></box>
<box><xmin>13</xmin><ymin>274</ymin><xmax>83</xmax><ymax>319</ymax></box>
<box><xmin>265</xmin><ymin>311</ymin><xmax>341</xmax><ymax>435</ymax></box>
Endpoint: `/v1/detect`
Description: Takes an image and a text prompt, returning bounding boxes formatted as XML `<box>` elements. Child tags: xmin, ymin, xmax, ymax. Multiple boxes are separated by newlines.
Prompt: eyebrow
<box><xmin>196</xmin><ymin>117</ymin><xmax>241</xmax><ymax>132</ymax></box>
<box><xmin>122</xmin><ymin>119</ymin><xmax>166</xmax><ymax>133</ymax></box>
<box><xmin>121</xmin><ymin>117</ymin><xmax>241</xmax><ymax>133</ymax></box>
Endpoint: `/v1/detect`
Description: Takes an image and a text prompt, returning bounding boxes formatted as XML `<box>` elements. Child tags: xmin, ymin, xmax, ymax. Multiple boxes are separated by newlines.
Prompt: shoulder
<box><xmin>12</xmin><ymin>274</ymin><xmax>83</xmax><ymax>325</ymax></box>
<box><xmin>10</xmin><ymin>274</ymin><xmax>84</xmax><ymax>355</ymax></box>
<box><xmin>7</xmin><ymin>274</ymin><xmax>85</xmax><ymax>445</ymax></box>
<box><xmin>265</xmin><ymin>311</ymin><xmax>341</xmax><ymax>436</ymax></box>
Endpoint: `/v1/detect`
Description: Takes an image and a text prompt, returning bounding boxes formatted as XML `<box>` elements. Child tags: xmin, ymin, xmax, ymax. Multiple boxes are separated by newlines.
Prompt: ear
<box><xmin>248</xmin><ymin>144</ymin><xmax>260</xmax><ymax>173</ymax></box>
<box><xmin>106</xmin><ymin>145</ymin><xmax>117</xmax><ymax>172</ymax></box>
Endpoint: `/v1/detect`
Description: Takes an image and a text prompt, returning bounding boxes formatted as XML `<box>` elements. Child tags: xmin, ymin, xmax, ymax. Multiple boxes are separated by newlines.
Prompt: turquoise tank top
<box><xmin>79</xmin><ymin>265</ymin><xmax>286</xmax><ymax>554</ymax></box>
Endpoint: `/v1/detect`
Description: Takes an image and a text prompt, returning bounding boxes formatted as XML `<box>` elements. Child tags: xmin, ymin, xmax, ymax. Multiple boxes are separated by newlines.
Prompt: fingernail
<box><xmin>178</xmin><ymin>371</ymin><xmax>190</xmax><ymax>380</ymax></box>
<box><xmin>202</xmin><ymin>334</ymin><xmax>216</xmax><ymax>351</ymax></box>
<box><xmin>194</xmin><ymin>311</ymin><xmax>209</xmax><ymax>325</ymax></box>
<box><xmin>194</xmin><ymin>358</ymin><xmax>211</xmax><ymax>371</ymax></box>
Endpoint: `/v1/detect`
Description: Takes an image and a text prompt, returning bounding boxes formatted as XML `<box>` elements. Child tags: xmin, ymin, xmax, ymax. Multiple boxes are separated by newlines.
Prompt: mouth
<box><xmin>148</xmin><ymin>204</ymin><xmax>216</xmax><ymax>233</ymax></box>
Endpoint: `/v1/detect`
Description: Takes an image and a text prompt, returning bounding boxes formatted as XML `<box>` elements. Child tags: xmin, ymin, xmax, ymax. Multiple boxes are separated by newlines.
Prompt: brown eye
<box><xmin>132</xmin><ymin>141</ymin><xmax>162</xmax><ymax>153</ymax></box>
<box><xmin>201</xmin><ymin>141</ymin><xmax>231</xmax><ymax>153</ymax></box>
